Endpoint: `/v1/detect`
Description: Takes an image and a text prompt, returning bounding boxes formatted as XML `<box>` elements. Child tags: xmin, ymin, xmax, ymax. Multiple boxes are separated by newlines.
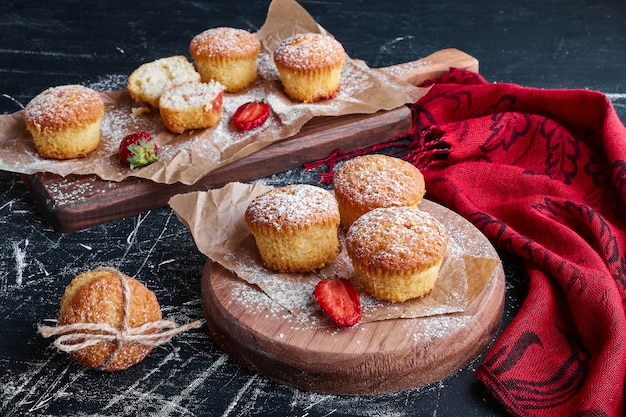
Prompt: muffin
<box><xmin>23</xmin><ymin>85</ymin><xmax>104</xmax><ymax>159</ymax></box>
<box><xmin>333</xmin><ymin>154</ymin><xmax>425</xmax><ymax>228</ymax></box>
<box><xmin>189</xmin><ymin>27</ymin><xmax>261</xmax><ymax>93</ymax></box>
<box><xmin>57</xmin><ymin>267</ymin><xmax>162</xmax><ymax>371</ymax></box>
<box><xmin>345</xmin><ymin>206</ymin><xmax>448</xmax><ymax>303</ymax></box>
<box><xmin>158</xmin><ymin>80</ymin><xmax>225</xmax><ymax>133</ymax></box>
<box><xmin>127</xmin><ymin>55</ymin><xmax>201</xmax><ymax>108</ymax></box>
<box><xmin>273</xmin><ymin>32</ymin><xmax>345</xmax><ymax>103</ymax></box>
<box><xmin>245</xmin><ymin>184</ymin><xmax>340</xmax><ymax>273</ymax></box>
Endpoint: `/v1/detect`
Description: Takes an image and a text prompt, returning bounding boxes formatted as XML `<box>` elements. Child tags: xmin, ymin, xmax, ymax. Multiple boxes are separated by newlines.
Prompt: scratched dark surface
<box><xmin>1</xmin><ymin>0</ymin><xmax>625</xmax><ymax>416</ymax></box>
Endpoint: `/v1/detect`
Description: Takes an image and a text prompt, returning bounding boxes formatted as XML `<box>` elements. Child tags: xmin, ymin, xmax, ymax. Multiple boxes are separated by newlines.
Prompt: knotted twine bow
<box><xmin>38</xmin><ymin>267</ymin><xmax>202</xmax><ymax>368</ymax></box>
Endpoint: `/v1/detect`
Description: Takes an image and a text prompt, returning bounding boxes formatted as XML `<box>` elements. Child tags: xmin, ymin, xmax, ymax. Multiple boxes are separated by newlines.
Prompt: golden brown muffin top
<box><xmin>273</xmin><ymin>32</ymin><xmax>345</xmax><ymax>72</ymax></box>
<box><xmin>245</xmin><ymin>184</ymin><xmax>340</xmax><ymax>231</ymax></box>
<box><xmin>23</xmin><ymin>85</ymin><xmax>104</xmax><ymax>130</ymax></box>
<box><xmin>345</xmin><ymin>206</ymin><xmax>448</xmax><ymax>273</ymax></box>
<box><xmin>57</xmin><ymin>268</ymin><xmax>163</xmax><ymax>371</ymax></box>
<box><xmin>189</xmin><ymin>27</ymin><xmax>261</xmax><ymax>59</ymax></box>
<box><xmin>333</xmin><ymin>154</ymin><xmax>425</xmax><ymax>209</ymax></box>
<box><xmin>59</xmin><ymin>268</ymin><xmax>161</xmax><ymax>331</ymax></box>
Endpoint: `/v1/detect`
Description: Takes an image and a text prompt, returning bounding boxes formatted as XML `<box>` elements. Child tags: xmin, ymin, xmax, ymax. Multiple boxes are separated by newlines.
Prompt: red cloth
<box><xmin>306</xmin><ymin>69</ymin><xmax>626</xmax><ymax>416</ymax></box>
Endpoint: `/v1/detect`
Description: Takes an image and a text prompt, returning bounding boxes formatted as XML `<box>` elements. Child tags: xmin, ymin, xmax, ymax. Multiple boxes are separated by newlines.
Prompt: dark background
<box><xmin>1</xmin><ymin>0</ymin><xmax>624</xmax><ymax>416</ymax></box>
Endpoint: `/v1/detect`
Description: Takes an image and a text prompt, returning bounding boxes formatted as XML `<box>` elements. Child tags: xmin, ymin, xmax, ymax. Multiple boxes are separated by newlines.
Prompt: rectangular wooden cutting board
<box><xmin>21</xmin><ymin>49</ymin><xmax>478</xmax><ymax>233</ymax></box>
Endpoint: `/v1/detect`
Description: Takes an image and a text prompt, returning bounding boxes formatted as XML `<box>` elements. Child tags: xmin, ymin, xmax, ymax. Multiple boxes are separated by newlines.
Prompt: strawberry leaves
<box><xmin>119</xmin><ymin>131</ymin><xmax>160</xmax><ymax>170</ymax></box>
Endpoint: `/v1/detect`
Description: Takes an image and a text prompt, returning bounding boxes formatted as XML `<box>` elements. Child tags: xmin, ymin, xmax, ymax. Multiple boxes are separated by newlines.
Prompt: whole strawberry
<box><xmin>314</xmin><ymin>277</ymin><xmax>362</xmax><ymax>327</ymax></box>
<box><xmin>118</xmin><ymin>131</ymin><xmax>160</xmax><ymax>170</ymax></box>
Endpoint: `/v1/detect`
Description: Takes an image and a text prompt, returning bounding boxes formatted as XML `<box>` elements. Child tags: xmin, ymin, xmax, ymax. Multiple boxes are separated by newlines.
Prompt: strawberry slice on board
<box><xmin>314</xmin><ymin>277</ymin><xmax>362</xmax><ymax>327</ymax></box>
<box><xmin>232</xmin><ymin>100</ymin><xmax>271</xmax><ymax>131</ymax></box>
<box><xmin>118</xmin><ymin>131</ymin><xmax>160</xmax><ymax>170</ymax></box>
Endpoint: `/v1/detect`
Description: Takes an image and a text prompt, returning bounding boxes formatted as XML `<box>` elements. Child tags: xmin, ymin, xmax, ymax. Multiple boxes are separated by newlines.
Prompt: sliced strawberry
<box><xmin>232</xmin><ymin>100</ymin><xmax>270</xmax><ymax>131</ymax></box>
<box><xmin>119</xmin><ymin>131</ymin><xmax>160</xmax><ymax>170</ymax></box>
<box><xmin>314</xmin><ymin>277</ymin><xmax>362</xmax><ymax>327</ymax></box>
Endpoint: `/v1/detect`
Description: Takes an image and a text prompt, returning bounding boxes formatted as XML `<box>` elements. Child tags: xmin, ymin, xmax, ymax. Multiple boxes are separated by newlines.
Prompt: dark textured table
<box><xmin>1</xmin><ymin>1</ymin><xmax>624</xmax><ymax>416</ymax></box>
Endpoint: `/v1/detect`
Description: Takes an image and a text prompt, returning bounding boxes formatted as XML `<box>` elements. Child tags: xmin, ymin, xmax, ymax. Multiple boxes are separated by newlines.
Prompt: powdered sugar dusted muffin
<box><xmin>158</xmin><ymin>80</ymin><xmax>225</xmax><ymax>133</ymax></box>
<box><xmin>57</xmin><ymin>268</ymin><xmax>162</xmax><ymax>371</ymax></box>
<box><xmin>332</xmin><ymin>154</ymin><xmax>425</xmax><ymax>228</ymax></box>
<box><xmin>245</xmin><ymin>184</ymin><xmax>340</xmax><ymax>273</ymax></box>
<box><xmin>273</xmin><ymin>32</ymin><xmax>345</xmax><ymax>103</ymax></box>
<box><xmin>345</xmin><ymin>206</ymin><xmax>448</xmax><ymax>303</ymax></box>
<box><xmin>127</xmin><ymin>56</ymin><xmax>201</xmax><ymax>108</ymax></box>
<box><xmin>189</xmin><ymin>27</ymin><xmax>261</xmax><ymax>93</ymax></box>
<box><xmin>23</xmin><ymin>85</ymin><xmax>104</xmax><ymax>159</ymax></box>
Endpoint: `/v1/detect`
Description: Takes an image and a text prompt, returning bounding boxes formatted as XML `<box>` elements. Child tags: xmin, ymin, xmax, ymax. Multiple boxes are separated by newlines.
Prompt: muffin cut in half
<box><xmin>127</xmin><ymin>55</ymin><xmax>201</xmax><ymax>108</ymax></box>
<box><xmin>158</xmin><ymin>80</ymin><xmax>225</xmax><ymax>133</ymax></box>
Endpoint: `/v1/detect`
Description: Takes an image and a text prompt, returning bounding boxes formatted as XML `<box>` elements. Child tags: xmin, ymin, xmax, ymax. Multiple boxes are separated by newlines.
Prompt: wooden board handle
<box><xmin>381</xmin><ymin>48</ymin><xmax>479</xmax><ymax>86</ymax></box>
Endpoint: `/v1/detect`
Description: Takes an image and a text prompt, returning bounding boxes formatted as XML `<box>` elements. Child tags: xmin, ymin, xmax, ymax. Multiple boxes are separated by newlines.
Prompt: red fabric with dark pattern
<box><xmin>306</xmin><ymin>68</ymin><xmax>626</xmax><ymax>416</ymax></box>
<box><xmin>413</xmin><ymin>70</ymin><xmax>626</xmax><ymax>416</ymax></box>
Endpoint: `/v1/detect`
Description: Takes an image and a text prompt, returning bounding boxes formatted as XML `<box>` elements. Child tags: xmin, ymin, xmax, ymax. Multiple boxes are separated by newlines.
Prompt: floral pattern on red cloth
<box><xmin>306</xmin><ymin>68</ymin><xmax>626</xmax><ymax>416</ymax></box>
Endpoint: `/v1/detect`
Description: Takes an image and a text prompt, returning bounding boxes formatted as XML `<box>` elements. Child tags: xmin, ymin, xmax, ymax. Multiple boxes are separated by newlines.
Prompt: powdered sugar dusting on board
<box><xmin>227</xmin><ymin>273</ymin><xmax>322</xmax><ymax>329</ymax></box>
<box><xmin>403</xmin><ymin>314</ymin><xmax>471</xmax><ymax>342</ymax></box>
<box><xmin>47</xmin><ymin>176</ymin><xmax>119</xmax><ymax>206</ymax></box>
<box><xmin>222</xmin><ymin>240</ymin><xmax>325</xmax><ymax>327</ymax></box>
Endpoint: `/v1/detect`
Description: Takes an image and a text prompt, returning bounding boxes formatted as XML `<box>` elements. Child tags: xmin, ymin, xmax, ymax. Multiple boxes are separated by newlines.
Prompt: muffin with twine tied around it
<box><xmin>38</xmin><ymin>267</ymin><xmax>202</xmax><ymax>371</ymax></box>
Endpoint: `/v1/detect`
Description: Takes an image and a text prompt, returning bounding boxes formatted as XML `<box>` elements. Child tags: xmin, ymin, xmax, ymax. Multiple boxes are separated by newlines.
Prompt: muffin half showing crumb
<box><xmin>127</xmin><ymin>55</ymin><xmax>201</xmax><ymax>108</ymax></box>
<box><xmin>158</xmin><ymin>80</ymin><xmax>225</xmax><ymax>133</ymax></box>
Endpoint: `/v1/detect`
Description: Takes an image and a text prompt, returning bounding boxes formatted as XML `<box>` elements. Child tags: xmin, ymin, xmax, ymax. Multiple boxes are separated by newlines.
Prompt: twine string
<box><xmin>38</xmin><ymin>267</ymin><xmax>202</xmax><ymax>366</ymax></box>
<box><xmin>38</xmin><ymin>320</ymin><xmax>203</xmax><ymax>352</ymax></box>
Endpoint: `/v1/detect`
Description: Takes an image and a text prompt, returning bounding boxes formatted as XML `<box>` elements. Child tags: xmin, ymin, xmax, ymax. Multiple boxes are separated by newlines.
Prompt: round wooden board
<box><xmin>201</xmin><ymin>199</ymin><xmax>505</xmax><ymax>396</ymax></box>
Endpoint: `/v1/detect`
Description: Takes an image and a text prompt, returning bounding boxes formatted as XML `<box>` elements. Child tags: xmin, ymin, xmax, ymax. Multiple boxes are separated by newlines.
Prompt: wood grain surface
<box><xmin>201</xmin><ymin>199</ymin><xmax>505</xmax><ymax>395</ymax></box>
<box><xmin>22</xmin><ymin>48</ymin><xmax>478</xmax><ymax>233</ymax></box>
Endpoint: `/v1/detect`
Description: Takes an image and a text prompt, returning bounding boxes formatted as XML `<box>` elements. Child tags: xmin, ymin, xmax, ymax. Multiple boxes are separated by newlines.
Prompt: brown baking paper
<box><xmin>169</xmin><ymin>182</ymin><xmax>501</xmax><ymax>326</ymax></box>
<box><xmin>0</xmin><ymin>0</ymin><xmax>426</xmax><ymax>186</ymax></box>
